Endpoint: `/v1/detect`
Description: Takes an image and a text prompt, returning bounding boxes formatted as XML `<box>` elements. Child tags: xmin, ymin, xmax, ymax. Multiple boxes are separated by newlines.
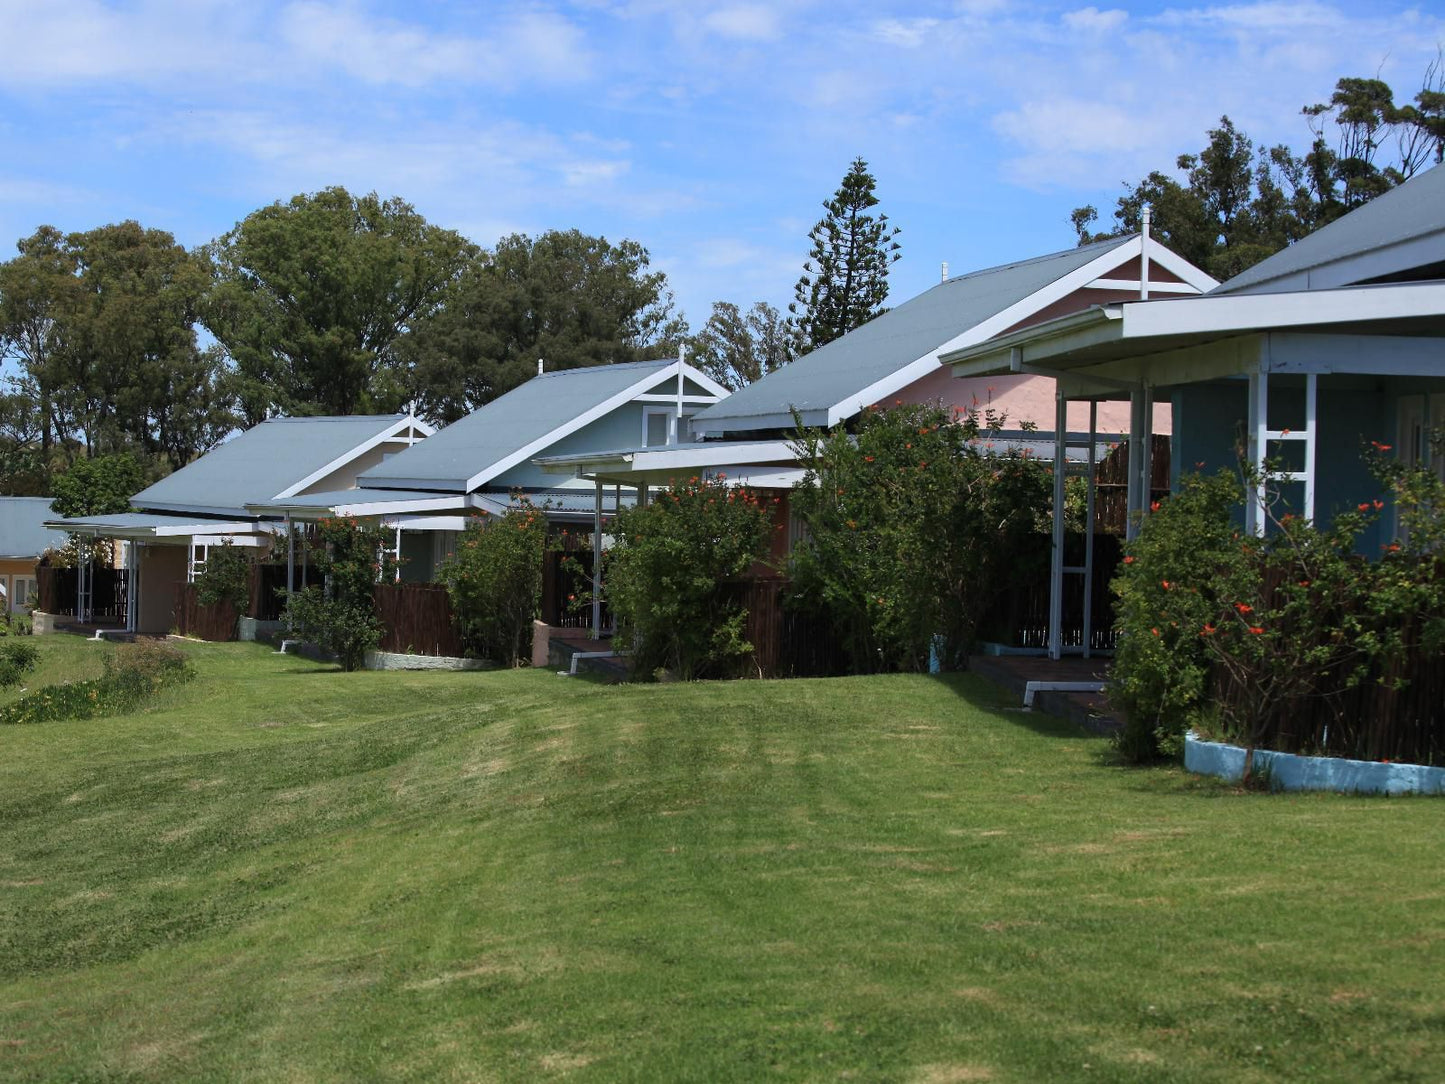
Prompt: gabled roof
<box><xmin>1214</xmin><ymin>163</ymin><xmax>1445</xmax><ymax>296</ymax></box>
<box><xmin>360</xmin><ymin>359</ymin><xmax>729</xmax><ymax>493</ymax></box>
<box><xmin>0</xmin><ymin>497</ymin><xmax>65</xmax><ymax>558</ymax></box>
<box><xmin>131</xmin><ymin>414</ymin><xmax>427</xmax><ymax>518</ymax></box>
<box><xmin>693</xmin><ymin>235</ymin><xmax>1214</xmax><ymax>434</ymax></box>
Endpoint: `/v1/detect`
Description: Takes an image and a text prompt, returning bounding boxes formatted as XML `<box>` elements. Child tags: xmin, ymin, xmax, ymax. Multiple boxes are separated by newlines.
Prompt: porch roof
<box><xmin>43</xmin><ymin>512</ymin><xmax>263</xmax><ymax>540</ymax></box>
<box><xmin>0</xmin><ymin>497</ymin><xmax>65</xmax><ymax>559</ymax></box>
<box><xmin>943</xmin><ymin>281</ymin><xmax>1445</xmax><ymax>391</ymax></box>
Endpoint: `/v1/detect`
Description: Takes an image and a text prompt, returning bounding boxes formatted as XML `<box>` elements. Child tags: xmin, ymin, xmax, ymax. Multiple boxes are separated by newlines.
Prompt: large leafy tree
<box><xmin>404</xmin><ymin>229</ymin><xmax>687</xmax><ymax>424</ymax></box>
<box><xmin>689</xmin><ymin>300</ymin><xmax>790</xmax><ymax>391</ymax></box>
<box><xmin>59</xmin><ymin>222</ymin><xmax>233</xmax><ymax>470</ymax></box>
<box><xmin>1073</xmin><ymin>68</ymin><xmax>1445</xmax><ymax>281</ymax></box>
<box><xmin>0</xmin><ymin>222</ymin><xmax>231</xmax><ymax>474</ymax></box>
<box><xmin>789</xmin><ymin>157</ymin><xmax>901</xmax><ymax>355</ymax></box>
<box><xmin>205</xmin><ymin>187</ymin><xmax>474</xmax><ymax>422</ymax></box>
<box><xmin>0</xmin><ymin>226</ymin><xmax>80</xmax><ymax>457</ymax></box>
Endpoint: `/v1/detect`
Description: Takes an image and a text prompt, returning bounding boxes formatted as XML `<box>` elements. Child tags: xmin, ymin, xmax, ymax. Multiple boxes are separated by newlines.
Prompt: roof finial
<box><xmin>537</xmin><ymin>357</ymin><xmax>545</xmax><ymax>376</ymax></box>
<box><xmin>941</xmin><ymin>261</ymin><xmax>949</xmax><ymax>282</ymax></box>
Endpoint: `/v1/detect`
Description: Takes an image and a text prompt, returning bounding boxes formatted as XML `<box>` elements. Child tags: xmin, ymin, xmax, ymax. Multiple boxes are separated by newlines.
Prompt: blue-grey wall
<box><xmin>1170</xmin><ymin>376</ymin><xmax>1405</xmax><ymax>553</ymax></box>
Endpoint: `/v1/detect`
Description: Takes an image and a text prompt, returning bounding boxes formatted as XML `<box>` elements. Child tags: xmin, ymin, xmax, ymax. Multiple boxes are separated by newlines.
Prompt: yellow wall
<box><xmin>0</xmin><ymin>557</ymin><xmax>39</xmax><ymax>613</ymax></box>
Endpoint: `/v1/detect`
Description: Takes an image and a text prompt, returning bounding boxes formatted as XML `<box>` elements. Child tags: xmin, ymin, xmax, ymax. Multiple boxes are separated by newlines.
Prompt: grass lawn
<box><xmin>0</xmin><ymin>638</ymin><xmax>1441</xmax><ymax>1082</ymax></box>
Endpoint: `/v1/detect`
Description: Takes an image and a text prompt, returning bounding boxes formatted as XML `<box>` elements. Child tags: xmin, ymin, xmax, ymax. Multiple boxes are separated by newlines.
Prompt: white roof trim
<box><xmin>535</xmin><ymin>439</ymin><xmax>797</xmax><ymax>476</ymax></box>
<box><xmin>462</xmin><ymin>361</ymin><xmax>727</xmax><ymax>492</ymax></box>
<box><xmin>825</xmin><ymin>237</ymin><xmax>1214</xmax><ymax>426</ymax></box>
<box><xmin>273</xmin><ymin>415</ymin><xmax>437</xmax><ymax>500</ymax></box>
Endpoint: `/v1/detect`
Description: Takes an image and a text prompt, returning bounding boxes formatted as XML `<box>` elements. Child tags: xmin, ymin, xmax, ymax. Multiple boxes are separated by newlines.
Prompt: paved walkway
<box><xmin>969</xmin><ymin>653</ymin><xmax>1123</xmax><ymax>736</ymax></box>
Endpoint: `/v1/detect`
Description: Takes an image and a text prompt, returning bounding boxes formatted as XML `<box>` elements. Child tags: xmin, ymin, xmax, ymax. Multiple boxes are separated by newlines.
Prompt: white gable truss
<box><xmin>273</xmin><ymin>414</ymin><xmax>436</xmax><ymax>500</ymax></box>
<box><xmin>463</xmin><ymin>360</ymin><xmax>730</xmax><ymax>493</ymax></box>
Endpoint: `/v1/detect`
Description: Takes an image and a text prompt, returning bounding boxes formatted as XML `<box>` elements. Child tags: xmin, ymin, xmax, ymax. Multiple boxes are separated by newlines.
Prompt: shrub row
<box><xmin>0</xmin><ymin>641</ymin><xmax>193</xmax><ymax>726</ymax></box>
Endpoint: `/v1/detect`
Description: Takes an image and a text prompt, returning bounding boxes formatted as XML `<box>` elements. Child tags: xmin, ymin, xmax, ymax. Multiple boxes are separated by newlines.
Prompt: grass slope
<box><xmin>0</xmin><ymin>640</ymin><xmax>1441</xmax><ymax>1082</ymax></box>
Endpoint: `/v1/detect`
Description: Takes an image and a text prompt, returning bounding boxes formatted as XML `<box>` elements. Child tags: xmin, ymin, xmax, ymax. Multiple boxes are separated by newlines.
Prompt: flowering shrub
<box><xmin>606</xmin><ymin>474</ymin><xmax>773</xmax><ymax>680</ymax></box>
<box><xmin>789</xmin><ymin>401</ymin><xmax>1052</xmax><ymax>673</ymax></box>
<box><xmin>0</xmin><ymin>641</ymin><xmax>192</xmax><ymax>725</ymax></box>
<box><xmin>438</xmin><ymin>498</ymin><xmax>549</xmax><ymax>666</ymax></box>
<box><xmin>1112</xmin><ymin>447</ymin><xmax>1445</xmax><ymax>766</ymax></box>
<box><xmin>282</xmin><ymin>517</ymin><xmax>396</xmax><ymax>672</ymax></box>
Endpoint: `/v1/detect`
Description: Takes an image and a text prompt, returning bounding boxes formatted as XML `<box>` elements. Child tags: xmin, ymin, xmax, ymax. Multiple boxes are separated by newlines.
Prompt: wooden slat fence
<box><xmin>723</xmin><ymin>578</ymin><xmax>849</xmax><ymax>679</ymax></box>
<box><xmin>373</xmin><ymin>582</ymin><xmax>465</xmax><ymax>657</ymax></box>
<box><xmin>976</xmin><ymin>534</ymin><xmax>1123</xmax><ymax>651</ymax></box>
<box><xmin>36</xmin><ymin>564</ymin><xmax>127</xmax><ymax>620</ymax></box>
<box><xmin>540</xmin><ymin>550</ymin><xmax>610</xmax><ymax>629</ymax></box>
<box><xmin>1094</xmin><ymin>434</ymin><xmax>1171</xmax><ymax>535</ymax></box>
<box><xmin>173</xmin><ymin>582</ymin><xmax>237</xmax><ymax>641</ymax></box>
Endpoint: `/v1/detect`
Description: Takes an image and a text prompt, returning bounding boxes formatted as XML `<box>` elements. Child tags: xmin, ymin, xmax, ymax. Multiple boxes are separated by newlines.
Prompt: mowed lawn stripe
<box><xmin>0</xmin><ymin>640</ymin><xmax>1441</xmax><ymax>1082</ymax></box>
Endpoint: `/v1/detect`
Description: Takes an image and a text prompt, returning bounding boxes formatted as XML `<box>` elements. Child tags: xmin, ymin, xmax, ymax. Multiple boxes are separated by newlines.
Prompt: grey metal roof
<box><xmin>131</xmin><ymin>415</ymin><xmax>409</xmax><ymax>516</ymax></box>
<box><xmin>360</xmin><ymin>359</ymin><xmax>677</xmax><ymax>491</ymax></box>
<box><xmin>1214</xmin><ymin>163</ymin><xmax>1445</xmax><ymax>296</ymax></box>
<box><xmin>693</xmin><ymin>236</ymin><xmax>1135</xmax><ymax>432</ymax></box>
<box><xmin>0</xmin><ymin>498</ymin><xmax>66</xmax><ymax>558</ymax></box>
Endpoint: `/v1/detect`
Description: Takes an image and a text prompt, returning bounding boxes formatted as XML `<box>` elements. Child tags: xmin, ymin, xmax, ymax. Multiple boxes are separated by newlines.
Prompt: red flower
<box><xmin>1122</xmin><ymin>555</ymin><xmax>1135</xmax><ymax>564</ymax></box>
<box><xmin>1161</xmin><ymin>580</ymin><xmax>1171</xmax><ymax>590</ymax></box>
<box><xmin>865</xmin><ymin>455</ymin><xmax>875</xmax><ymax>463</ymax></box>
<box><xmin>1235</xmin><ymin>602</ymin><xmax>1253</xmax><ymax>613</ymax></box>
<box><xmin>1201</xmin><ymin>624</ymin><xmax>1216</xmax><ymax>635</ymax></box>
<box><xmin>1385</xmin><ymin>542</ymin><xmax>1401</xmax><ymax>553</ymax></box>
<box><xmin>1373</xmin><ymin>499</ymin><xmax>1384</xmax><ymax>510</ymax></box>
<box><xmin>1358</xmin><ymin>503</ymin><xmax>1371</xmax><ymax>512</ymax></box>
<box><xmin>1371</xmin><ymin>441</ymin><xmax>1393</xmax><ymax>452</ymax></box>
<box><xmin>1150</xmin><ymin>501</ymin><xmax>1160</xmax><ymax>512</ymax></box>
<box><xmin>1151</xmin><ymin>627</ymin><xmax>1160</xmax><ymax>637</ymax></box>
<box><xmin>1249</xmin><ymin>626</ymin><xmax>1264</xmax><ymax>635</ymax></box>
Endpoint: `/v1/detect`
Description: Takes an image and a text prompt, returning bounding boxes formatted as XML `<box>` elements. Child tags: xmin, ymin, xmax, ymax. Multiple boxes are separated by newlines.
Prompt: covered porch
<box><xmin>945</xmin><ymin>281</ymin><xmax>1445</xmax><ymax>660</ymax></box>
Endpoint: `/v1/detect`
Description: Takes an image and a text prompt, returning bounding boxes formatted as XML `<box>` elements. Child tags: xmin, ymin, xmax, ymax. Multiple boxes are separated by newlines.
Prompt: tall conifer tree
<box><xmin>789</xmin><ymin>158</ymin><xmax>901</xmax><ymax>356</ymax></box>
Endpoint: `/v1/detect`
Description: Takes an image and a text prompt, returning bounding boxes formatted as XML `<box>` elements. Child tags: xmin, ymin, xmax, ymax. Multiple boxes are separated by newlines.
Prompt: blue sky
<box><xmin>1</xmin><ymin>0</ymin><xmax>1443</xmax><ymax>325</ymax></box>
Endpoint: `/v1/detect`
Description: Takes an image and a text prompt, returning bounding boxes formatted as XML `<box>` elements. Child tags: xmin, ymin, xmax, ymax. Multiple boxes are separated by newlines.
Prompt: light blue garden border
<box><xmin>1185</xmin><ymin>732</ymin><xmax>1445</xmax><ymax>795</ymax></box>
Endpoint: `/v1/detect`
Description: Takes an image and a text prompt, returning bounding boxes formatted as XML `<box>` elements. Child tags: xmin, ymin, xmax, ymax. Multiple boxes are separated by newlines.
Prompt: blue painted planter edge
<box><xmin>1184</xmin><ymin>732</ymin><xmax>1445</xmax><ymax>796</ymax></box>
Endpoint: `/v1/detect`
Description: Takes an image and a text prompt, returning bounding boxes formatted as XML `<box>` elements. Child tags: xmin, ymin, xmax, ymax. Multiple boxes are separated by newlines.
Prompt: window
<box><xmin>643</xmin><ymin>408</ymin><xmax>695</xmax><ymax>447</ymax></box>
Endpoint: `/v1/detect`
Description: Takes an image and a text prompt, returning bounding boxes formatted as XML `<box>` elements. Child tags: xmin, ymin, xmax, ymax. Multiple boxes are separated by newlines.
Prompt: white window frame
<box><xmin>643</xmin><ymin>406</ymin><xmax>692</xmax><ymax>447</ymax></box>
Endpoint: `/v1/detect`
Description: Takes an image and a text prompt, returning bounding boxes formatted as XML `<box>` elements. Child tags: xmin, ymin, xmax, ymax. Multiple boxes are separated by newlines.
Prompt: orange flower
<box><xmin>1151</xmin><ymin>627</ymin><xmax>1160</xmax><ymax>637</ymax></box>
<box><xmin>1373</xmin><ymin>499</ymin><xmax>1384</xmax><ymax>510</ymax></box>
<box><xmin>1371</xmin><ymin>441</ymin><xmax>1393</xmax><ymax>452</ymax></box>
<box><xmin>1150</xmin><ymin>501</ymin><xmax>1160</xmax><ymax>512</ymax></box>
<box><xmin>1161</xmin><ymin>580</ymin><xmax>1171</xmax><ymax>590</ymax></box>
<box><xmin>1201</xmin><ymin>624</ymin><xmax>1216</xmax><ymax>635</ymax></box>
<box><xmin>1122</xmin><ymin>555</ymin><xmax>1135</xmax><ymax>564</ymax></box>
<box><xmin>865</xmin><ymin>455</ymin><xmax>875</xmax><ymax>463</ymax></box>
<box><xmin>1385</xmin><ymin>542</ymin><xmax>1401</xmax><ymax>553</ymax></box>
<box><xmin>1358</xmin><ymin>502</ymin><xmax>1371</xmax><ymax>512</ymax></box>
<box><xmin>1249</xmin><ymin>626</ymin><xmax>1265</xmax><ymax>635</ymax></box>
<box><xmin>1235</xmin><ymin>602</ymin><xmax>1253</xmax><ymax>613</ymax></box>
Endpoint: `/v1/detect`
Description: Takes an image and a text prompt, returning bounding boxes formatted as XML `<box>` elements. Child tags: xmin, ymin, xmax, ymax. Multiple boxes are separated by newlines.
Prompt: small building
<box><xmin>0</xmin><ymin>497</ymin><xmax>65</xmax><ymax>615</ymax></box>
<box><xmin>46</xmin><ymin>414</ymin><xmax>432</xmax><ymax>633</ymax></box>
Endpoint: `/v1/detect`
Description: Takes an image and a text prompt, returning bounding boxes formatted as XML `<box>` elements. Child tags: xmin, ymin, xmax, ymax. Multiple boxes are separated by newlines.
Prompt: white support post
<box><xmin>1140</xmin><ymin>384</ymin><xmax>1155</xmax><ymax>527</ymax></box>
<box><xmin>1304</xmin><ymin>372</ymin><xmax>1318</xmax><ymax>523</ymax></box>
<box><xmin>1083</xmin><ymin>402</ymin><xmax>1098</xmax><ymax>659</ymax></box>
<box><xmin>676</xmin><ymin>345</ymin><xmax>686</xmax><ymax>444</ymax></box>
<box><xmin>1126</xmin><ymin>390</ymin><xmax>1145</xmax><ymax>540</ymax></box>
<box><xmin>592</xmin><ymin>479</ymin><xmax>603</xmax><ymax>641</ymax></box>
<box><xmin>286</xmin><ymin>513</ymin><xmax>295</xmax><ymax>597</ymax></box>
<box><xmin>126</xmin><ymin>542</ymin><xmax>138</xmax><ymax>633</ymax></box>
<box><xmin>1048</xmin><ymin>390</ymin><xmax>1067</xmax><ymax>661</ymax></box>
<box><xmin>1247</xmin><ymin>370</ymin><xmax>1269</xmax><ymax>536</ymax></box>
<box><xmin>394</xmin><ymin>525</ymin><xmax>402</xmax><ymax>583</ymax></box>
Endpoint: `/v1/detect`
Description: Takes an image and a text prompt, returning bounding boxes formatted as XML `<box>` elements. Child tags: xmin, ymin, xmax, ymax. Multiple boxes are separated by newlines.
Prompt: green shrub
<box><xmin>607</xmin><ymin>474</ymin><xmax>774</xmax><ymax>680</ymax></box>
<box><xmin>0</xmin><ymin>639</ymin><xmax>40</xmax><ymax>689</ymax></box>
<box><xmin>282</xmin><ymin>517</ymin><xmax>395</xmax><ymax>672</ymax></box>
<box><xmin>439</xmin><ymin>499</ymin><xmax>549</xmax><ymax>666</ymax></box>
<box><xmin>789</xmin><ymin>401</ymin><xmax>1052</xmax><ymax>673</ymax></box>
<box><xmin>195</xmin><ymin>540</ymin><xmax>253</xmax><ymax>633</ymax></box>
<box><xmin>0</xmin><ymin>641</ymin><xmax>192</xmax><ymax>725</ymax></box>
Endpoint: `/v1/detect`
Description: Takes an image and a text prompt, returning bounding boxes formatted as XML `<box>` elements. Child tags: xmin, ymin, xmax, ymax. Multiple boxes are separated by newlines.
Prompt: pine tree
<box><xmin>789</xmin><ymin>157</ymin><xmax>901</xmax><ymax>355</ymax></box>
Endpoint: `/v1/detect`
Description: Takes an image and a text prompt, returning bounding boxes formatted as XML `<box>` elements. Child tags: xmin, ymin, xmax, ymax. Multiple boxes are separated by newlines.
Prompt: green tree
<box><xmin>689</xmin><ymin>300</ymin><xmax>790</xmax><ymax>391</ymax></box>
<box><xmin>790</xmin><ymin>402</ymin><xmax>1051</xmax><ymax>673</ymax></box>
<box><xmin>405</xmin><ymin>229</ymin><xmax>687</xmax><ymax>424</ymax></box>
<box><xmin>0</xmin><ymin>226</ymin><xmax>80</xmax><ymax>457</ymax></box>
<box><xmin>50</xmin><ymin>452</ymin><xmax>150</xmax><ymax>518</ymax></box>
<box><xmin>205</xmin><ymin>187</ymin><xmax>474</xmax><ymax>422</ymax></box>
<box><xmin>790</xmin><ymin>157</ymin><xmax>901</xmax><ymax>355</ymax></box>
<box><xmin>607</xmin><ymin>475</ymin><xmax>774</xmax><ymax>680</ymax></box>
<box><xmin>195</xmin><ymin>540</ymin><xmax>254</xmax><ymax>637</ymax></box>
<box><xmin>1073</xmin><ymin>67</ymin><xmax>1445</xmax><ymax>280</ymax></box>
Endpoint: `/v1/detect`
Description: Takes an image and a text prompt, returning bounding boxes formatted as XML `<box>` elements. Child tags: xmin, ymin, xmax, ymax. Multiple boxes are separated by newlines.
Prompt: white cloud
<box><xmin>1062</xmin><ymin>7</ymin><xmax>1129</xmax><ymax>34</ymax></box>
<box><xmin>701</xmin><ymin>5</ymin><xmax>781</xmax><ymax>41</ymax></box>
<box><xmin>871</xmin><ymin>17</ymin><xmax>941</xmax><ymax>48</ymax></box>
